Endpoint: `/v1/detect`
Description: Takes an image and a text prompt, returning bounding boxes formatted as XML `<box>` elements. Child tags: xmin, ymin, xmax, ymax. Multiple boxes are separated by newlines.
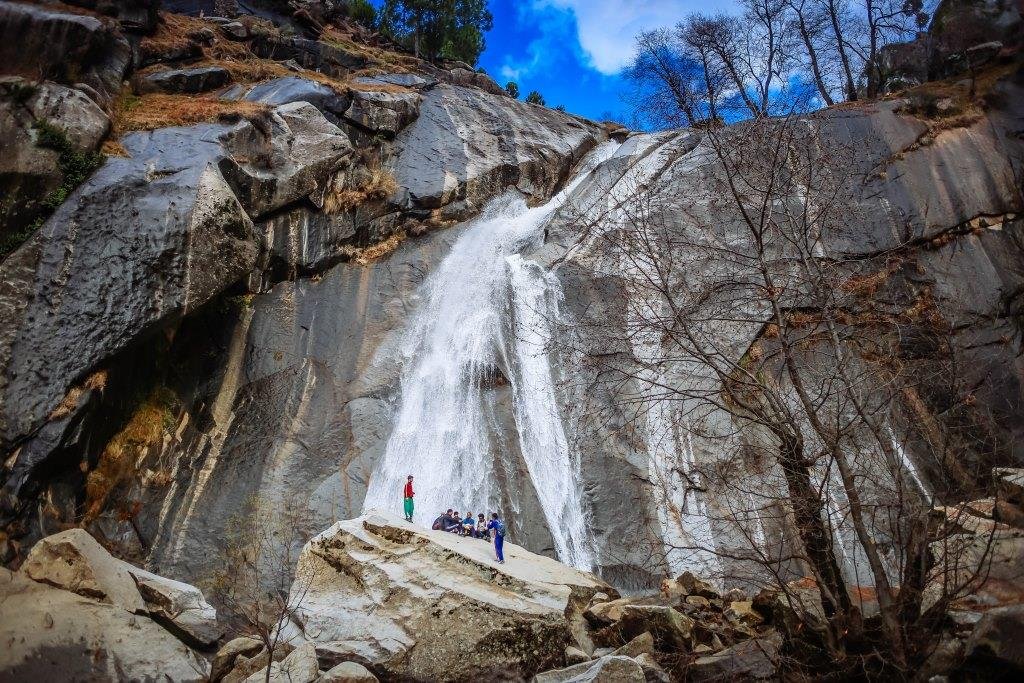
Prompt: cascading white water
<box><xmin>363</xmin><ymin>143</ymin><xmax>619</xmax><ymax>570</ymax></box>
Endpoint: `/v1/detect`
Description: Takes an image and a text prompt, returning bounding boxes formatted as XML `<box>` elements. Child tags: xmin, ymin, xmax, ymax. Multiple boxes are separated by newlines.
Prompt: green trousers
<box><xmin>403</xmin><ymin>497</ymin><xmax>414</xmax><ymax>520</ymax></box>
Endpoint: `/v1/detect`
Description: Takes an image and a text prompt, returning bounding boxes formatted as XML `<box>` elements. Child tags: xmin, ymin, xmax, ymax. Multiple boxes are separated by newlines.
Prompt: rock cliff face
<box><xmin>0</xmin><ymin>0</ymin><xmax>1022</xmax><ymax>622</ymax></box>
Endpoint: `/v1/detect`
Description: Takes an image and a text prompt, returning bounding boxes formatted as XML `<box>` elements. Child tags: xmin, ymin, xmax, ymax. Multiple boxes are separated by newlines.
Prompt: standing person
<box><xmin>487</xmin><ymin>512</ymin><xmax>506</xmax><ymax>564</ymax></box>
<box><xmin>403</xmin><ymin>475</ymin><xmax>414</xmax><ymax>522</ymax></box>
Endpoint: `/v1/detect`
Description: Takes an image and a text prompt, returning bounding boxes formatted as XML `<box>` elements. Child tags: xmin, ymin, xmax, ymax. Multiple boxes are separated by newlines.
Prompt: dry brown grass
<box><xmin>101</xmin><ymin>139</ymin><xmax>129</xmax><ymax>157</ymax></box>
<box><xmin>83</xmin><ymin>387</ymin><xmax>177</xmax><ymax>522</ymax></box>
<box><xmin>323</xmin><ymin>168</ymin><xmax>398</xmax><ymax>214</ymax></box>
<box><xmin>140</xmin><ymin>12</ymin><xmax>211</xmax><ymax>60</ymax></box>
<box><xmin>352</xmin><ymin>230</ymin><xmax>406</xmax><ymax>265</ymax></box>
<box><xmin>111</xmin><ymin>89</ymin><xmax>269</xmax><ymax>133</ymax></box>
<box><xmin>47</xmin><ymin>370</ymin><xmax>108</xmax><ymax>421</ymax></box>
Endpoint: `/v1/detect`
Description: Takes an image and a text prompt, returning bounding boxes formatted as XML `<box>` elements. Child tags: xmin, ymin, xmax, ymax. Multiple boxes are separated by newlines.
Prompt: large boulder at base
<box><xmin>533</xmin><ymin>655</ymin><xmax>645</xmax><ymax>683</ymax></box>
<box><xmin>0</xmin><ymin>77</ymin><xmax>109</xmax><ymax>244</ymax></box>
<box><xmin>391</xmin><ymin>83</ymin><xmax>601</xmax><ymax>217</ymax></box>
<box><xmin>0</xmin><ymin>1</ymin><xmax>131</xmax><ymax>106</ymax></box>
<box><xmin>0</xmin><ymin>568</ymin><xmax>210</xmax><ymax>681</ymax></box>
<box><xmin>18</xmin><ymin>528</ymin><xmax>221</xmax><ymax>647</ymax></box>
<box><xmin>219</xmin><ymin>101</ymin><xmax>353</xmax><ymax>218</ymax></box>
<box><xmin>0</xmin><ymin>122</ymin><xmax>256</xmax><ymax>456</ymax></box>
<box><xmin>963</xmin><ymin>603</ymin><xmax>1024</xmax><ymax>670</ymax></box>
<box><xmin>285</xmin><ymin>511</ymin><xmax>614</xmax><ymax>682</ymax></box>
<box><xmin>688</xmin><ymin>632</ymin><xmax>782</xmax><ymax>681</ymax></box>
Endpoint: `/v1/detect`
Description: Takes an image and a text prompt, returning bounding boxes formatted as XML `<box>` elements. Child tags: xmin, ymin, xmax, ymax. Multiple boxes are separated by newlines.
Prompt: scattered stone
<box><xmin>612</xmin><ymin>632</ymin><xmax>655</xmax><ymax>658</ymax></box>
<box><xmin>689</xmin><ymin>632</ymin><xmax>782</xmax><ymax>681</ymax></box>
<box><xmin>319</xmin><ymin>660</ymin><xmax>379</xmax><ymax>682</ymax></box>
<box><xmin>222</xmin><ymin>21</ymin><xmax>250</xmax><ymax>40</ymax></box>
<box><xmin>246</xmin><ymin>642</ymin><xmax>320</xmax><ymax>683</ymax></box>
<box><xmin>534</xmin><ymin>655</ymin><xmax>645</xmax><ymax>683</ymax></box>
<box><xmin>634</xmin><ymin>653</ymin><xmax>671</xmax><ymax>683</ymax></box>
<box><xmin>676</xmin><ymin>571</ymin><xmax>719</xmax><ymax>599</ymax></box>
<box><xmin>135</xmin><ymin>65</ymin><xmax>232</xmax><ymax>95</ymax></box>
<box><xmin>685</xmin><ymin>595</ymin><xmax>711</xmax><ymax>609</ymax></box>
<box><xmin>565</xmin><ymin>645</ymin><xmax>591</xmax><ymax>665</ymax></box>
<box><xmin>585</xmin><ymin>596</ymin><xmax>664</xmax><ymax>627</ymax></box>
<box><xmin>212</xmin><ymin>637</ymin><xmax>264</xmax><ymax>682</ymax></box>
<box><xmin>722</xmin><ymin>588</ymin><xmax>748</xmax><ymax>605</ymax></box>
<box><xmin>964</xmin><ymin>603</ymin><xmax>1024</xmax><ymax>669</ymax></box>
<box><xmin>724</xmin><ymin>600</ymin><xmax>765</xmax><ymax>628</ymax></box>
<box><xmin>616</xmin><ymin>606</ymin><xmax>694</xmax><ymax>653</ymax></box>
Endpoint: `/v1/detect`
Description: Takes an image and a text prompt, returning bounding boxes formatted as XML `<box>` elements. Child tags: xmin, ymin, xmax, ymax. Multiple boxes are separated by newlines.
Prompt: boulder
<box><xmin>20</xmin><ymin>528</ymin><xmax>145</xmax><ymax>609</ymax></box>
<box><xmin>444</xmin><ymin>67</ymin><xmax>506</xmax><ymax>97</ymax></box>
<box><xmin>688</xmin><ymin>632</ymin><xmax>782</xmax><ymax>681</ymax></box>
<box><xmin>565</xmin><ymin>645</ymin><xmax>591</xmax><ymax>665</ymax></box>
<box><xmin>0</xmin><ymin>77</ymin><xmax>109</xmax><ymax>246</ymax></box>
<box><xmin>344</xmin><ymin>89</ymin><xmax>421</xmax><ymax>135</ymax></box>
<box><xmin>0</xmin><ymin>1</ymin><xmax>131</xmax><ymax>106</ymax></box>
<box><xmin>320</xmin><ymin>661</ymin><xmax>379</xmax><ymax>682</ymax></box>
<box><xmin>584</xmin><ymin>595</ymin><xmax>666</xmax><ymax>627</ymax></box>
<box><xmin>612</xmin><ymin>632</ymin><xmax>655</xmax><ymax>658</ymax></box>
<box><xmin>392</xmin><ymin>83</ymin><xmax>601</xmax><ymax>215</ymax></box>
<box><xmin>130</xmin><ymin>568</ymin><xmax>222</xmax><ymax>647</ymax></box>
<box><xmin>533</xmin><ymin>655</ymin><xmax>645</xmax><ymax>683</ymax></box>
<box><xmin>964</xmin><ymin>603</ymin><xmax>1024</xmax><ymax>669</ymax></box>
<box><xmin>19</xmin><ymin>528</ymin><xmax>221</xmax><ymax>648</ymax></box>
<box><xmin>63</xmin><ymin>0</ymin><xmax>160</xmax><ymax>34</ymax></box>
<box><xmin>222</xmin><ymin>20</ymin><xmax>250</xmax><ymax>40</ymax></box>
<box><xmin>212</xmin><ymin>637</ymin><xmax>265</xmax><ymax>682</ymax></box>
<box><xmin>0</xmin><ymin>568</ymin><xmax>210</xmax><ymax>681</ymax></box>
<box><xmin>135</xmin><ymin>66</ymin><xmax>232</xmax><ymax>95</ymax></box>
<box><xmin>219</xmin><ymin>101</ymin><xmax>353</xmax><ymax>218</ymax></box>
<box><xmin>0</xmin><ymin>123</ymin><xmax>257</xmax><ymax>454</ymax></box>
<box><xmin>284</xmin><ymin>511</ymin><xmax>613</xmax><ymax>681</ymax></box>
<box><xmin>231</xmin><ymin>76</ymin><xmax>351</xmax><ymax>122</ymax></box>
<box><xmin>610</xmin><ymin>606</ymin><xmax>694</xmax><ymax>652</ymax></box>
<box><xmin>353</xmin><ymin>73</ymin><xmax>437</xmax><ymax>90</ymax></box>
<box><xmin>246</xmin><ymin>642</ymin><xmax>320</xmax><ymax>683</ymax></box>
<box><xmin>634</xmin><ymin>653</ymin><xmax>671</xmax><ymax>683</ymax></box>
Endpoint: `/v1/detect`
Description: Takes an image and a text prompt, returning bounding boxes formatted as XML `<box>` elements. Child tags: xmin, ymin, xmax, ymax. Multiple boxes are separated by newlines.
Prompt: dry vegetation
<box><xmin>322</xmin><ymin>168</ymin><xmax>398</xmax><ymax>214</ymax></box>
<box><xmin>83</xmin><ymin>387</ymin><xmax>178</xmax><ymax>522</ymax></box>
<box><xmin>351</xmin><ymin>230</ymin><xmax>406</xmax><ymax>265</ymax></box>
<box><xmin>110</xmin><ymin>89</ymin><xmax>270</xmax><ymax>133</ymax></box>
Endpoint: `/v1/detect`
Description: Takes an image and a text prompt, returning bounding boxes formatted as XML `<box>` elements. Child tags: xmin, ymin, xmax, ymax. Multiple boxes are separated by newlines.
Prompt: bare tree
<box><xmin>206</xmin><ymin>498</ymin><xmax>315</xmax><ymax>683</ymax></box>
<box><xmin>553</xmin><ymin>112</ymin><xmax>1001</xmax><ymax>675</ymax></box>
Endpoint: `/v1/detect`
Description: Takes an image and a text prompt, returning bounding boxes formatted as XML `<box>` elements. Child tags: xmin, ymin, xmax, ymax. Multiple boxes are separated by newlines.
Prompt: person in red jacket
<box><xmin>403</xmin><ymin>475</ymin><xmax>415</xmax><ymax>522</ymax></box>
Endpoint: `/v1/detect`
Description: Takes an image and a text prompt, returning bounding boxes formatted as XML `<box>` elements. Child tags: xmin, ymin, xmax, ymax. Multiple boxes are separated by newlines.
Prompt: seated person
<box><xmin>462</xmin><ymin>513</ymin><xmax>475</xmax><ymax>536</ymax></box>
<box><xmin>476</xmin><ymin>513</ymin><xmax>488</xmax><ymax>540</ymax></box>
<box><xmin>446</xmin><ymin>511</ymin><xmax>462</xmax><ymax>533</ymax></box>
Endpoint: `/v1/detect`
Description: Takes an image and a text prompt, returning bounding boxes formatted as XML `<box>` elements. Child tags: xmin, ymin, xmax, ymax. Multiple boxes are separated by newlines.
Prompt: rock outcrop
<box><xmin>276</xmin><ymin>511</ymin><xmax>613</xmax><ymax>681</ymax></box>
<box><xmin>0</xmin><ymin>528</ymin><xmax>214</xmax><ymax>680</ymax></box>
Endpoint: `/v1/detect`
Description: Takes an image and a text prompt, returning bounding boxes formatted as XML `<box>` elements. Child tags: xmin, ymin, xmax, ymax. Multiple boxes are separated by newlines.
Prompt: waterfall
<box><xmin>363</xmin><ymin>143</ymin><xmax>619</xmax><ymax>570</ymax></box>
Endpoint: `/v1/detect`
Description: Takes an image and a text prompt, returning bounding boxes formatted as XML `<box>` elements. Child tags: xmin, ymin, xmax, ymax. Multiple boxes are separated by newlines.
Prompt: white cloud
<box><xmin>536</xmin><ymin>0</ymin><xmax>723</xmax><ymax>75</ymax></box>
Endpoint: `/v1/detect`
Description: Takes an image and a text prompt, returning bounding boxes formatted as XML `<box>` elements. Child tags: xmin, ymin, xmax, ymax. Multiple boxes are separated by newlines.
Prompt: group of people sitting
<box><xmin>430</xmin><ymin>509</ymin><xmax>507</xmax><ymax>563</ymax></box>
<box><xmin>432</xmin><ymin>509</ymin><xmax>493</xmax><ymax>538</ymax></box>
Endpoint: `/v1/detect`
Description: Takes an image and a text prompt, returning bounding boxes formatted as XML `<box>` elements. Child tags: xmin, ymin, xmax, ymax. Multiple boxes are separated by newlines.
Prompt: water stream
<box><xmin>363</xmin><ymin>143</ymin><xmax>619</xmax><ymax>570</ymax></box>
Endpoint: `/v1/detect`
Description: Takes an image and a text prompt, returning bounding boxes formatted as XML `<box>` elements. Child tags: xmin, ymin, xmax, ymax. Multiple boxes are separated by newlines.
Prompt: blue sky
<box><xmin>477</xmin><ymin>1</ymin><xmax>739</xmax><ymax>122</ymax></box>
<box><xmin>370</xmin><ymin>1</ymin><xmax>739</xmax><ymax>122</ymax></box>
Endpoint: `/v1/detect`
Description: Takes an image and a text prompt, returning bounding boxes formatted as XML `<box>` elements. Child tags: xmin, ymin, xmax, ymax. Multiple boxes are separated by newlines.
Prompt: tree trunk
<box><xmin>794</xmin><ymin>6</ymin><xmax>835</xmax><ymax>106</ymax></box>
<box><xmin>827</xmin><ymin>0</ymin><xmax>858</xmax><ymax>101</ymax></box>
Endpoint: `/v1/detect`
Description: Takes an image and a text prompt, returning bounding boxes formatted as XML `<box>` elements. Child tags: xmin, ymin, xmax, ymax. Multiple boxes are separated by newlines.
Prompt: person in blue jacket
<box><xmin>487</xmin><ymin>512</ymin><xmax>506</xmax><ymax>563</ymax></box>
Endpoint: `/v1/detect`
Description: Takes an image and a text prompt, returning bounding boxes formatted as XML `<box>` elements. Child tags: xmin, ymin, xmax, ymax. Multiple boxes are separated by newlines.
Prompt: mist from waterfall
<box><xmin>363</xmin><ymin>143</ymin><xmax>619</xmax><ymax>570</ymax></box>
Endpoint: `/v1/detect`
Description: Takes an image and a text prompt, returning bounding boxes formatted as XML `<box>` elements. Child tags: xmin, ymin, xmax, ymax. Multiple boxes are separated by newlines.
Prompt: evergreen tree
<box><xmin>378</xmin><ymin>0</ymin><xmax>493</xmax><ymax>65</ymax></box>
<box><xmin>525</xmin><ymin>90</ymin><xmax>545</xmax><ymax>105</ymax></box>
<box><xmin>504</xmin><ymin>81</ymin><xmax>520</xmax><ymax>98</ymax></box>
